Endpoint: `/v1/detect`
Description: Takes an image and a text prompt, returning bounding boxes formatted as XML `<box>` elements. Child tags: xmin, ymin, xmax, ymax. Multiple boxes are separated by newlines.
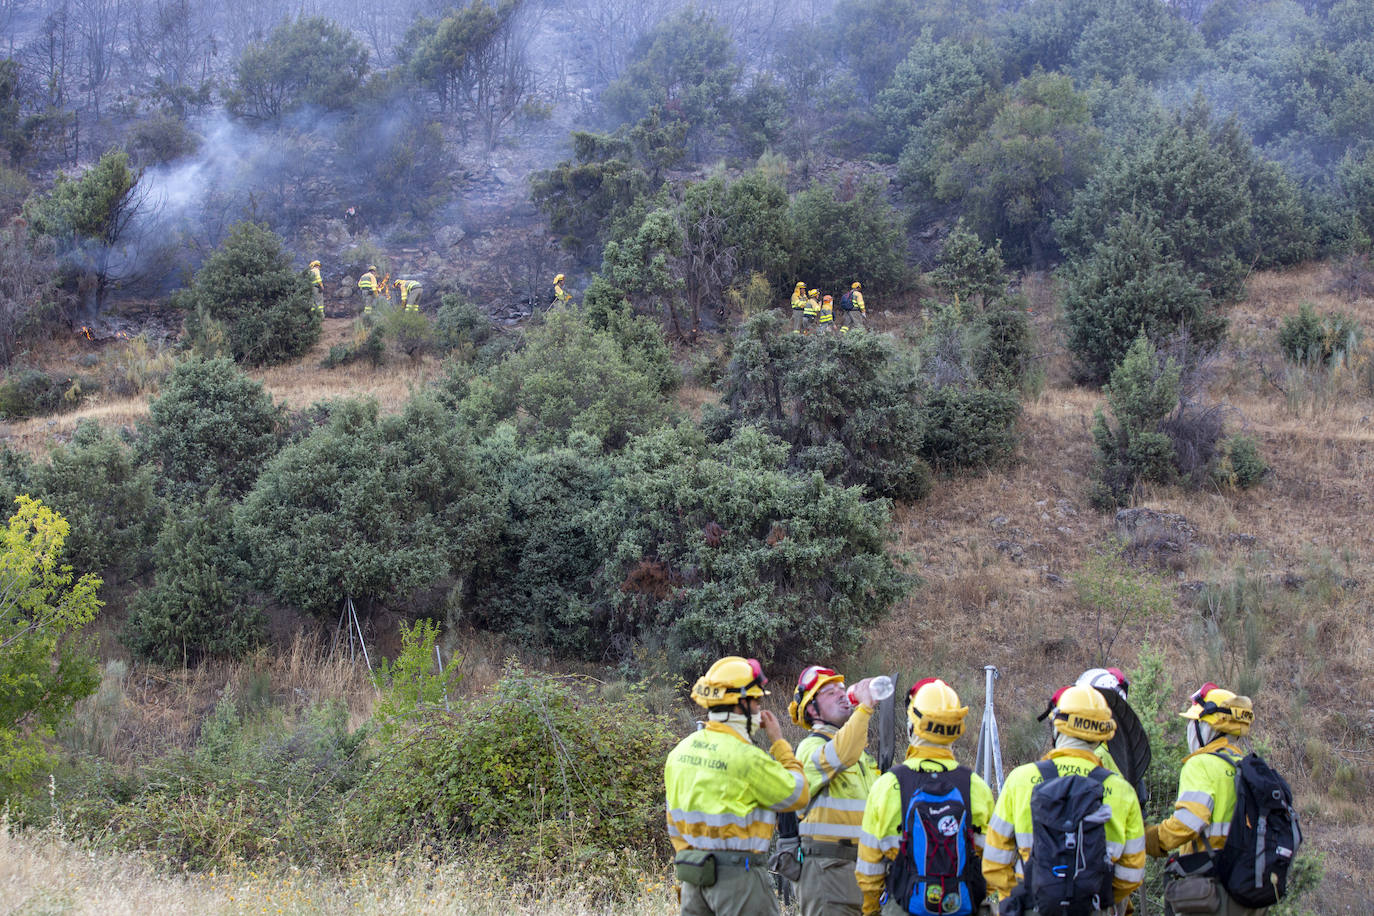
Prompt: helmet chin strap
<box><xmin>1187</xmin><ymin>720</ymin><xmax>1216</xmax><ymax>753</ymax></box>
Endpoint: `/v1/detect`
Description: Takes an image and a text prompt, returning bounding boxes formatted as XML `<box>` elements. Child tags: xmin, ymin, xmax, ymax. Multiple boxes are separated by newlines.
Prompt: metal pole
<box><xmin>435</xmin><ymin>644</ymin><xmax>450</xmax><ymax>712</ymax></box>
<box><xmin>348</xmin><ymin>596</ymin><xmax>373</xmax><ymax>674</ymax></box>
<box><xmin>974</xmin><ymin>665</ymin><xmax>1005</xmax><ymax>795</ymax></box>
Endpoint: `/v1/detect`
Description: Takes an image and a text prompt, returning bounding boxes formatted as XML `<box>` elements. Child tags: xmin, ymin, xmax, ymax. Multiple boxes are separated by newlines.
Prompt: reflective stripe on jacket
<box><xmin>310</xmin><ymin>266</ymin><xmax>323</xmax><ymax>288</ymax></box>
<box><xmin>857</xmin><ymin>747</ymin><xmax>993</xmax><ymax>916</ymax></box>
<box><xmin>791</xmin><ymin>292</ymin><xmax>807</xmax><ymax>310</ymax></box>
<box><xmin>795</xmin><ymin>706</ymin><xmax>879</xmax><ymax>843</ymax></box>
<box><xmin>1155</xmin><ymin>737</ymin><xmax>1242</xmax><ymax>853</ymax></box>
<box><xmin>358</xmin><ymin>272</ymin><xmax>378</xmax><ymax>293</ymax></box>
<box><xmin>803</xmin><ymin>297</ymin><xmax>820</xmax><ymax>317</ymax></box>
<box><xmin>665</xmin><ymin>721</ymin><xmax>809</xmax><ymax>855</ymax></box>
<box><xmin>851</xmin><ymin>291</ymin><xmax>865</xmax><ymax>311</ymax></box>
<box><xmin>982</xmin><ymin>747</ymin><xmax>1146</xmax><ymax>903</ymax></box>
<box><xmin>819</xmin><ymin>301</ymin><xmax>833</xmax><ymax>323</ymax></box>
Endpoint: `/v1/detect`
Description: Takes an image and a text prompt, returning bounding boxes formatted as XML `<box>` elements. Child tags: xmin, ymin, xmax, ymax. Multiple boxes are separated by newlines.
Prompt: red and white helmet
<box><xmin>1076</xmin><ymin>667</ymin><xmax>1129</xmax><ymax>701</ymax></box>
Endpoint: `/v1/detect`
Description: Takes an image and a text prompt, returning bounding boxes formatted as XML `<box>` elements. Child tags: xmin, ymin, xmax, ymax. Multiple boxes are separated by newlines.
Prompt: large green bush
<box><xmin>140</xmin><ymin>356</ymin><xmax>282</xmax><ymax>500</ymax></box>
<box><xmin>707</xmin><ymin>314</ymin><xmax>932</xmax><ymax>500</ymax></box>
<box><xmin>592</xmin><ymin>424</ymin><xmax>909</xmax><ymax>672</ymax></box>
<box><xmin>921</xmin><ymin>386</ymin><xmax>1021</xmax><ymax>470</ymax></box>
<box><xmin>1090</xmin><ymin>334</ymin><xmax>1184</xmax><ymax>508</ymax></box>
<box><xmin>788</xmin><ymin>181</ymin><xmax>907</xmax><ymax>294</ymax></box>
<box><xmin>352</xmin><ymin>668</ymin><xmax>677</xmax><ymax>895</ymax></box>
<box><xmin>122</xmin><ymin>494</ymin><xmax>264</xmax><ymax>667</ymax></box>
<box><xmin>459</xmin><ymin>306</ymin><xmax>674</xmax><ymax>452</ymax></box>
<box><xmin>0</xmin><ymin>369</ymin><xmax>84</xmax><ymax>419</ymax></box>
<box><xmin>33</xmin><ymin>421</ymin><xmax>163</xmax><ymax>581</ymax></box>
<box><xmin>465</xmin><ymin>432</ymin><xmax>614</xmax><ymax>655</ymax></box>
<box><xmin>1063</xmin><ymin>210</ymin><xmax>1218</xmax><ymax>385</ymax></box>
<box><xmin>235</xmin><ymin>397</ymin><xmax>502</xmax><ymax>617</ymax></box>
<box><xmin>177</xmin><ymin>222</ymin><xmax>321</xmax><ymax>366</ymax></box>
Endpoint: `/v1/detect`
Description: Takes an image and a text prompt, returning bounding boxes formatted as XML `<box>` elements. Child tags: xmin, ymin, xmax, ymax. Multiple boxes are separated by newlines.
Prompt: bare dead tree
<box><xmin>675</xmin><ymin>196</ymin><xmax>737</xmax><ymax>336</ymax></box>
<box><xmin>0</xmin><ymin>223</ymin><xmax>59</xmax><ymax>366</ymax></box>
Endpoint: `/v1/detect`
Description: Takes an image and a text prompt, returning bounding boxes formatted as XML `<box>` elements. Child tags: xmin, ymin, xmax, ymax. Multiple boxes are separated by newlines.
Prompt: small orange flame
<box><xmin>78</xmin><ymin>326</ymin><xmax>92</xmax><ymax>340</ymax></box>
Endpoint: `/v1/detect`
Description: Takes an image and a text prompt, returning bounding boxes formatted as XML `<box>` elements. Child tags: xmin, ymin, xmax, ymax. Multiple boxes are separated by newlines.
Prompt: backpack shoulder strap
<box><xmin>1035</xmin><ymin>759</ymin><xmax>1059</xmax><ymax>783</ymax></box>
<box><xmin>1089</xmin><ymin>766</ymin><xmax>1112</xmax><ymax>786</ymax></box>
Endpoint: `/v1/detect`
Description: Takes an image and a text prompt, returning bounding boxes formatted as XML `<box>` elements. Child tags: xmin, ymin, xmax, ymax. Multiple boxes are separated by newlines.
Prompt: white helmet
<box><xmin>1076</xmin><ymin>667</ymin><xmax>1129</xmax><ymax>701</ymax></box>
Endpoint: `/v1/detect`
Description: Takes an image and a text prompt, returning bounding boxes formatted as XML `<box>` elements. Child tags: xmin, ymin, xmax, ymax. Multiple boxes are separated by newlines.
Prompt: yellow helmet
<box><xmin>851</xmin><ymin>282</ymin><xmax>861</xmax><ymax>290</ymax></box>
<box><xmin>554</xmin><ymin>273</ymin><xmax>565</xmax><ymax>283</ymax></box>
<box><xmin>906</xmin><ymin>678</ymin><xmax>968</xmax><ymax>745</ymax></box>
<box><xmin>1180</xmin><ymin>683</ymin><xmax>1253</xmax><ymax>736</ymax></box>
<box><xmin>808</xmin><ymin>288</ymin><xmax>819</xmax><ymax>297</ymax></box>
<box><xmin>1051</xmin><ymin>684</ymin><xmax>1117</xmax><ymax>742</ymax></box>
<box><xmin>310</xmin><ymin>260</ymin><xmax>321</xmax><ymax>268</ymax></box>
<box><xmin>692</xmin><ymin>656</ymin><xmax>770</xmax><ymax>709</ymax></box>
<box><xmin>367</xmin><ymin>265</ymin><xmax>377</xmax><ymax>272</ymax></box>
<box><xmin>795</xmin><ymin>281</ymin><xmax>806</xmax><ymax>289</ymax></box>
<box><xmin>788</xmin><ymin>665</ymin><xmax>845</xmax><ymax>728</ymax></box>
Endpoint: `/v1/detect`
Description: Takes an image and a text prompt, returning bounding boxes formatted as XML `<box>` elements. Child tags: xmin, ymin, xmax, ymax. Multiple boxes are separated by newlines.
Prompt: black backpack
<box><xmin>840</xmin><ymin>289</ymin><xmax>855</xmax><ymax>310</ymax></box>
<box><xmin>1023</xmin><ymin>761</ymin><xmax>1116</xmax><ymax>916</ymax></box>
<box><xmin>1211</xmin><ymin>750</ymin><xmax>1301</xmax><ymax>908</ymax></box>
<box><xmin>887</xmin><ymin>764</ymin><xmax>986</xmax><ymax>916</ymax></box>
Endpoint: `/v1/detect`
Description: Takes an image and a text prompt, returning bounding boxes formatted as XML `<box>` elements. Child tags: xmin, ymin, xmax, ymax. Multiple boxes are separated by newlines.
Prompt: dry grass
<box><xmin>2</xmin><ymin>318</ymin><xmax>443</xmax><ymax>458</ymax></box>
<box><xmin>0</xmin><ymin>827</ymin><xmax>678</xmax><ymax>916</ymax></box>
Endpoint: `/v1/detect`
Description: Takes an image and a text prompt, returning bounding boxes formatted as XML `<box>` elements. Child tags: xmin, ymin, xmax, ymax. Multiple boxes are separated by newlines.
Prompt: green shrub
<box><xmin>371</xmin><ymin>619</ymin><xmax>461</xmax><ymax>730</ymax></box>
<box><xmin>384</xmin><ymin>308</ymin><xmax>433</xmax><ymax>359</ymax></box>
<box><xmin>788</xmin><ymin>180</ymin><xmax>908</xmax><ymax>293</ymax></box>
<box><xmin>140</xmin><ymin>356</ymin><xmax>282</xmax><ymax>501</ymax></box>
<box><xmin>0</xmin><ymin>369</ymin><xmax>83</xmax><ymax>418</ymax></box>
<box><xmin>322</xmin><ymin>324</ymin><xmax>385</xmax><ymax>368</ymax></box>
<box><xmin>1063</xmin><ymin>209</ymin><xmax>1218</xmax><ymax>385</ymax></box>
<box><xmin>921</xmin><ymin>385</ymin><xmax>1020</xmax><ymax>470</ymax></box>
<box><xmin>593</xmin><ymin>424</ymin><xmax>910</xmax><ymax>672</ymax></box>
<box><xmin>466</xmin><ymin>434</ymin><xmax>614</xmax><ymax>655</ymax></box>
<box><xmin>33</xmin><ymin>421</ymin><xmax>163</xmax><ymax>581</ymax></box>
<box><xmin>710</xmin><ymin>313</ymin><xmax>932</xmax><ymax>500</ymax></box>
<box><xmin>1090</xmin><ymin>333</ymin><xmax>1182</xmax><ymax>509</ymax></box>
<box><xmin>1212</xmin><ymin>434</ymin><xmax>1268</xmax><ymax>490</ymax></box>
<box><xmin>459</xmin><ymin>306</ymin><xmax>674</xmax><ymax>452</ymax></box>
<box><xmin>92</xmin><ymin>698</ymin><xmax>367</xmax><ymax>868</ymax></box>
<box><xmin>433</xmin><ymin>294</ymin><xmax>495</xmax><ymax>356</ymax></box>
<box><xmin>177</xmin><ymin>221</ymin><xmax>321</xmax><ymax>366</ymax></box>
<box><xmin>235</xmin><ymin>397</ymin><xmax>503</xmax><ymax>617</ymax></box>
<box><xmin>122</xmin><ymin>494</ymin><xmax>264</xmax><ymax>667</ymax></box>
<box><xmin>351</xmin><ymin>667</ymin><xmax>676</xmax><ymax>896</ymax></box>
<box><xmin>1277</xmin><ymin>303</ymin><xmax>1362</xmax><ymax>367</ymax></box>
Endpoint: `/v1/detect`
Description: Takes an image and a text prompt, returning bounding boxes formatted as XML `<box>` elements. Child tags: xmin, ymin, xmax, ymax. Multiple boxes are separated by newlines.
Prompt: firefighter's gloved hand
<box><xmin>1145</xmin><ymin>824</ymin><xmax>1164</xmax><ymax>858</ymax></box>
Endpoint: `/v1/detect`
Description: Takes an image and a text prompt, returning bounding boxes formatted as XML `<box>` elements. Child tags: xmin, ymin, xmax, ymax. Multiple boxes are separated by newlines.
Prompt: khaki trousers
<box><xmin>680</xmin><ymin>862</ymin><xmax>778</xmax><ymax>916</ymax></box>
<box><xmin>797</xmin><ymin>854</ymin><xmax>861</xmax><ymax>916</ymax></box>
<box><xmin>792</xmin><ymin>308</ymin><xmax>804</xmax><ymax>332</ymax></box>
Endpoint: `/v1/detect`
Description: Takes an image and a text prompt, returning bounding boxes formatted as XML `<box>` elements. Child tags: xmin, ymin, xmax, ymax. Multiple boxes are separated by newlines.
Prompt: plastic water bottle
<box><xmin>849</xmin><ymin>676</ymin><xmax>895</xmax><ymax>705</ymax></box>
<box><xmin>870</xmin><ymin>675</ymin><xmax>895</xmax><ymax>702</ymax></box>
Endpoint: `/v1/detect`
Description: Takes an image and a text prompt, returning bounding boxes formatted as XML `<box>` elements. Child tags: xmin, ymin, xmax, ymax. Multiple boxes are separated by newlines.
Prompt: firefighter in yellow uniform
<box><xmin>358</xmin><ymin>265</ymin><xmax>382</xmax><ymax>315</ymax></box>
<box><xmin>666</xmin><ymin>656</ymin><xmax>809</xmax><ymax>916</ymax></box>
<box><xmin>1146</xmin><ymin>684</ymin><xmax>1260</xmax><ymax>916</ymax></box>
<box><xmin>983</xmin><ymin>684</ymin><xmax>1146</xmax><ymax>912</ymax></box>
<box><xmin>791</xmin><ymin>281</ymin><xmax>808</xmax><ymax>333</ymax></box>
<box><xmin>309</xmin><ymin>260</ymin><xmax>325</xmax><ymax>316</ymax></box>
<box><xmin>394</xmin><ymin>279</ymin><xmax>422</xmax><ymax>311</ymax></box>
<box><xmin>818</xmin><ymin>295</ymin><xmax>835</xmax><ymax>332</ymax></box>
<box><xmin>842</xmin><ymin>282</ymin><xmax>866</xmax><ymax>331</ymax></box>
<box><xmin>786</xmin><ymin>666</ymin><xmax>879</xmax><ymax>916</ymax></box>
<box><xmin>1042</xmin><ymin>683</ymin><xmax>1127</xmax><ymax>779</ymax></box>
<box><xmin>802</xmin><ymin>289</ymin><xmax>821</xmax><ymax>334</ymax></box>
<box><xmin>857</xmin><ymin>678</ymin><xmax>993</xmax><ymax>916</ymax></box>
<box><xmin>552</xmin><ymin>273</ymin><xmax>573</xmax><ymax>306</ymax></box>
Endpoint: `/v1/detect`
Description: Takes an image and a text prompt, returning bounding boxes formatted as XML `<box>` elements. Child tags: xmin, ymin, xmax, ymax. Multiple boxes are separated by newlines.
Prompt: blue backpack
<box><xmin>887</xmin><ymin>764</ymin><xmax>986</xmax><ymax>916</ymax></box>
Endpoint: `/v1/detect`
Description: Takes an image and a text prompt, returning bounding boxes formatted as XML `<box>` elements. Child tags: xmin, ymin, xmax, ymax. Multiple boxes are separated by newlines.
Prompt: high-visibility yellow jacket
<box><xmin>1150</xmin><ymin>737</ymin><xmax>1244</xmax><ymax>855</ymax></box>
<box><xmin>358</xmin><ymin>271</ymin><xmax>379</xmax><ymax>295</ymax></box>
<box><xmin>857</xmin><ymin>746</ymin><xmax>993</xmax><ymax>916</ymax></box>
<box><xmin>310</xmin><ymin>265</ymin><xmax>323</xmax><ymax>288</ymax></box>
<box><xmin>795</xmin><ymin>706</ymin><xmax>879</xmax><ymax>845</ymax></box>
<box><xmin>395</xmin><ymin>280</ymin><xmax>421</xmax><ymax>304</ymax></box>
<box><xmin>665</xmin><ymin>721</ymin><xmax>809</xmax><ymax>855</ymax></box>
<box><xmin>1096</xmin><ymin>743</ymin><xmax>1122</xmax><ymax>776</ymax></box>
<box><xmin>819</xmin><ymin>300</ymin><xmax>834</xmax><ymax>323</ymax></box>
<box><xmin>803</xmin><ymin>296</ymin><xmax>820</xmax><ymax>318</ymax></box>
<box><xmin>983</xmin><ymin>747</ymin><xmax>1146</xmax><ymax>903</ymax></box>
<box><xmin>850</xmin><ymin>291</ymin><xmax>865</xmax><ymax>312</ymax></box>
<box><xmin>791</xmin><ymin>291</ymin><xmax>807</xmax><ymax>310</ymax></box>
<box><xmin>554</xmin><ymin>283</ymin><xmax>571</xmax><ymax>303</ymax></box>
